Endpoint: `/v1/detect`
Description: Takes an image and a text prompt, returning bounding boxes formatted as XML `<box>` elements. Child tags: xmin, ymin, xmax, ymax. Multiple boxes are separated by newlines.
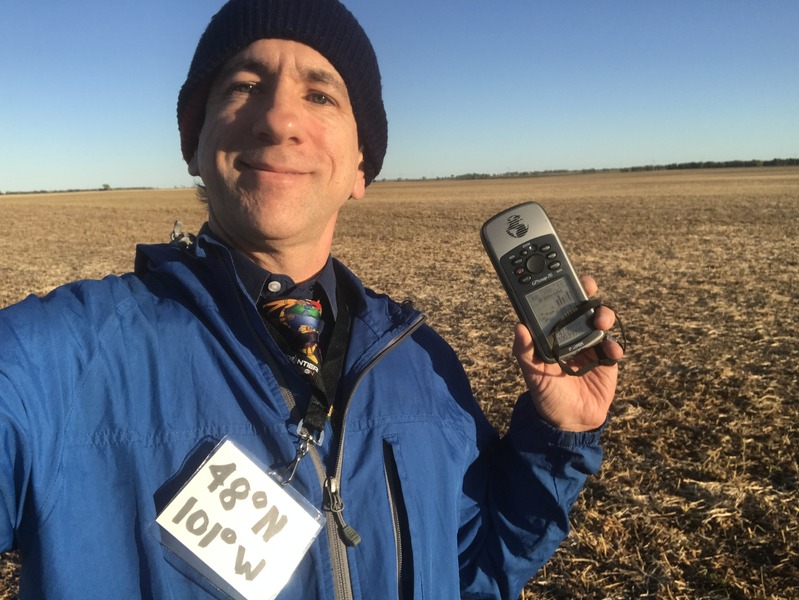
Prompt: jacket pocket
<box><xmin>383</xmin><ymin>439</ymin><xmax>414</xmax><ymax>599</ymax></box>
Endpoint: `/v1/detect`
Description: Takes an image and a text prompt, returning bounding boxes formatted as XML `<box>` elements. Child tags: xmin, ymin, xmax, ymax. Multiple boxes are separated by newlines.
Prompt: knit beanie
<box><xmin>178</xmin><ymin>0</ymin><xmax>387</xmax><ymax>185</ymax></box>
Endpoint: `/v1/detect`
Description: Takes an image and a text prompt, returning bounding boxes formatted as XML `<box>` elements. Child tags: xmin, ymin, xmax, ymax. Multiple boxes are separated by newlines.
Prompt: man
<box><xmin>0</xmin><ymin>0</ymin><xmax>623</xmax><ymax>598</ymax></box>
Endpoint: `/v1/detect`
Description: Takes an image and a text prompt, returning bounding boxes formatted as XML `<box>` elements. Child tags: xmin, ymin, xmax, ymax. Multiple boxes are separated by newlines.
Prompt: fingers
<box><xmin>512</xmin><ymin>323</ymin><xmax>534</xmax><ymax>362</ymax></box>
<box><xmin>600</xmin><ymin>337</ymin><xmax>625</xmax><ymax>362</ymax></box>
<box><xmin>580</xmin><ymin>275</ymin><xmax>597</xmax><ymax>297</ymax></box>
<box><xmin>579</xmin><ymin>275</ymin><xmax>616</xmax><ymax>332</ymax></box>
<box><xmin>593</xmin><ymin>305</ymin><xmax>616</xmax><ymax>331</ymax></box>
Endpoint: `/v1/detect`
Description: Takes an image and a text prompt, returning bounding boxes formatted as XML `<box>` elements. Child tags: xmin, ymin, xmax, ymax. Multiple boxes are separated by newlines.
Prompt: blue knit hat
<box><xmin>178</xmin><ymin>0</ymin><xmax>387</xmax><ymax>184</ymax></box>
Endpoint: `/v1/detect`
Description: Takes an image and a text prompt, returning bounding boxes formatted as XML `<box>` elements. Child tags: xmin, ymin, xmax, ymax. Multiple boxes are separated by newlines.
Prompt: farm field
<box><xmin>1</xmin><ymin>167</ymin><xmax>797</xmax><ymax>598</ymax></box>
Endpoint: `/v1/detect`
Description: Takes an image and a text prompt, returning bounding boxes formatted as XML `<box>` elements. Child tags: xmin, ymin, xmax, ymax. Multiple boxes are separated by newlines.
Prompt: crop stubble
<box><xmin>1</xmin><ymin>168</ymin><xmax>797</xmax><ymax>598</ymax></box>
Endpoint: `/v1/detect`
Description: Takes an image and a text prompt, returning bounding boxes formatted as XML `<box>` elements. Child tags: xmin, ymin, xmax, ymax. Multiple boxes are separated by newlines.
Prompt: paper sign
<box><xmin>155</xmin><ymin>439</ymin><xmax>323</xmax><ymax>600</ymax></box>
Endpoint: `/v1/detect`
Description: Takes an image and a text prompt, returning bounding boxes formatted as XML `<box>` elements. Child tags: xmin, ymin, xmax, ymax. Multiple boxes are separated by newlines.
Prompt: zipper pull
<box><xmin>324</xmin><ymin>477</ymin><xmax>362</xmax><ymax>547</ymax></box>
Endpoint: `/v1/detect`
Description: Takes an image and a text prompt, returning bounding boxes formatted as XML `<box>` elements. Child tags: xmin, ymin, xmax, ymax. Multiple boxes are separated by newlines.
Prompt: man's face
<box><xmin>189</xmin><ymin>39</ymin><xmax>366</xmax><ymax>260</ymax></box>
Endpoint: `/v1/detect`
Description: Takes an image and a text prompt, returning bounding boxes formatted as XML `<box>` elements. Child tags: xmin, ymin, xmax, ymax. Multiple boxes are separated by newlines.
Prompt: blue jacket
<box><xmin>0</xmin><ymin>233</ymin><xmax>603</xmax><ymax>599</ymax></box>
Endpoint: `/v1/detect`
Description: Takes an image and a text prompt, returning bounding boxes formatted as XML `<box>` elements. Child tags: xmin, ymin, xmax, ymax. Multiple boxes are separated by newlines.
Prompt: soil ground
<box><xmin>1</xmin><ymin>168</ymin><xmax>797</xmax><ymax>598</ymax></box>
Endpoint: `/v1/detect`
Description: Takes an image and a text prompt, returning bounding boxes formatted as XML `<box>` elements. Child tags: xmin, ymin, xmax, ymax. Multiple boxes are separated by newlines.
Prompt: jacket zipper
<box><xmin>254</xmin><ymin>307</ymin><xmax>425</xmax><ymax>599</ymax></box>
<box><xmin>384</xmin><ymin>442</ymin><xmax>412</xmax><ymax>599</ymax></box>
<box><xmin>321</xmin><ymin>311</ymin><xmax>425</xmax><ymax>600</ymax></box>
<box><xmin>247</xmin><ymin>328</ymin><xmax>352</xmax><ymax>597</ymax></box>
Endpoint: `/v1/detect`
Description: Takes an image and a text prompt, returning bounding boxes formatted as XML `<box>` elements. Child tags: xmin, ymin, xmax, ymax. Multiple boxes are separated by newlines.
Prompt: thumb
<box><xmin>512</xmin><ymin>323</ymin><xmax>535</xmax><ymax>364</ymax></box>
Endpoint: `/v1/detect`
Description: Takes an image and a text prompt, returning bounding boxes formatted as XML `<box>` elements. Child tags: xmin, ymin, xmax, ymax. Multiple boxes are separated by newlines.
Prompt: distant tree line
<box><xmin>0</xmin><ymin>185</ymin><xmax>158</xmax><ymax>196</ymax></box>
<box><xmin>383</xmin><ymin>157</ymin><xmax>798</xmax><ymax>183</ymax></box>
<box><xmin>621</xmin><ymin>158</ymin><xmax>799</xmax><ymax>172</ymax></box>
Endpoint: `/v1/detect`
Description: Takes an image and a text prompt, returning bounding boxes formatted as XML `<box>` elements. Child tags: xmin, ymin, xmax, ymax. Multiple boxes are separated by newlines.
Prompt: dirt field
<box><xmin>1</xmin><ymin>168</ymin><xmax>797</xmax><ymax>598</ymax></box>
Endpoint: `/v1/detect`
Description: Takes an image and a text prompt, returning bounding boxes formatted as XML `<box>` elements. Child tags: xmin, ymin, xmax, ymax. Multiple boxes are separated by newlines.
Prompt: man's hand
<box><xmin>511</xmin><ymin>276</ymin><xmax>623</xmax><ymax>432</ymax></box>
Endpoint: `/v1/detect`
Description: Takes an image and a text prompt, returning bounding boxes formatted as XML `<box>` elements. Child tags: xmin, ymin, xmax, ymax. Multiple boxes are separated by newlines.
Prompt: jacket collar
<box><xmin>133</xmin><ymin>235</ymin><xmax>423</xmax><ymax>352</ymax></box>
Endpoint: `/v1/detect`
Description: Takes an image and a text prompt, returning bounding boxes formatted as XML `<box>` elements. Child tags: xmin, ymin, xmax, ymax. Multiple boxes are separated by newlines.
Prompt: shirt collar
<box><xmin>199</xmin><ymin>223</ymin><xmax>338</xmax><ymax>318</ymax></box>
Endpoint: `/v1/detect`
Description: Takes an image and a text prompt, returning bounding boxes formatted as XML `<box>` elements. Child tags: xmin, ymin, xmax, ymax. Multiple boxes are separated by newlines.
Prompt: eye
<box><xmin>307</xmin><ymin>92</ymin><xmax>335</xmax><ymax>106</ymax></box>
<box><xmin>229</xmin><ymin>82</ymin><xmax>260</xmax><ymax>95</ymax></box>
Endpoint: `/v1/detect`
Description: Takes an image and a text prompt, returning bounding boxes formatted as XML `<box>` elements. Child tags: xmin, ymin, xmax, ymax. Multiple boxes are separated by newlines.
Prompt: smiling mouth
<box><xmin>238</xmin><ymin>159</ymin><xmax>308</xmax><ymax>175</ymax></box>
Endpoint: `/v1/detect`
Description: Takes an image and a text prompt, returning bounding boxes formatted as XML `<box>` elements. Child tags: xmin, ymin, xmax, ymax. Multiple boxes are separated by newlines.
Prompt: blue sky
<box><xmin>1</xmin><ymin>1</ymin><xmax>797</xmax><ymax>192</ymax></box>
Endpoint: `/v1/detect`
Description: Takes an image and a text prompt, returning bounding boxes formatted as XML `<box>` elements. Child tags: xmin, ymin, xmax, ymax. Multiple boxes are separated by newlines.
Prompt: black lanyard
<box><xmin>302</xmin><ymin>282</ymin><xmax>351</xmax><ymax>435</ymax></box>
<box><xmin>266</xmin><ymin>281</ymin><xmax>351</xmax><ymax>484</ymax></box>
<box><xmin>261</xmin><ymin>281</ymin><xmax>351</xmax><ymax>439</ymax></box>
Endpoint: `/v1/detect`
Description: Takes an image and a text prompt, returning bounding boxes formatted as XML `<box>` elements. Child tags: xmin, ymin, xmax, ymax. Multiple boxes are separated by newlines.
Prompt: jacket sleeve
<box><xmin>1</xmin><ymin>300</ymin><xmax>40</xmax><ymax>551</ymax></box>
<box><xmin>0</xmin><ymin>290</ymin><xmax>96</xmax><ymax>553</ymax></box>
<box><xmin>0</xmin><ymin>330</ymin><xmax>27</xmax><ymax>552</ymax></box>
<box><xmin>457</xmin><ymin>390</ymin><xmax>604</xmax><ymax>599</ymax></box>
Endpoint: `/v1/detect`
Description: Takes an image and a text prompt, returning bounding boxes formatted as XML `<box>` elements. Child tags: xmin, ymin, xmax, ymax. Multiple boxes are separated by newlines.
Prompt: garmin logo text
<box><xmin>566</xmin><ymin>340</ymin><xmax>586</xmax><ymax>353</ymax></box>
<box><xmin>505</xmin><ymin>215</ymin><xmax>528</xmax><ymax>238</ymax></box>
<box><xmin>531</xmin><ymin>273</ymin><xmax>554</xmax><ymax>287</ymax></box>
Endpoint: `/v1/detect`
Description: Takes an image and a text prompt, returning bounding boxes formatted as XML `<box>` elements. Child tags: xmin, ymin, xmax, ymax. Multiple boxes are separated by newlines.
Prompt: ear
<box><xmin>188</xmin><ymin>152</ymin><xmax>200</xmax><ymax>177</ymax></box>
<box><xmin>350</xmin><ymin>154</ymin><xmax>367</xmax><ymax>200</ymax></box>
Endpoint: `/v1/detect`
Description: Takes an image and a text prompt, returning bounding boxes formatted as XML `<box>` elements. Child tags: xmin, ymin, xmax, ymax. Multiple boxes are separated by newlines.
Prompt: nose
<box><xmin>251</xmin><ymin>81</ymin><xmax>302</xmax><ymax>144</ymax></box>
